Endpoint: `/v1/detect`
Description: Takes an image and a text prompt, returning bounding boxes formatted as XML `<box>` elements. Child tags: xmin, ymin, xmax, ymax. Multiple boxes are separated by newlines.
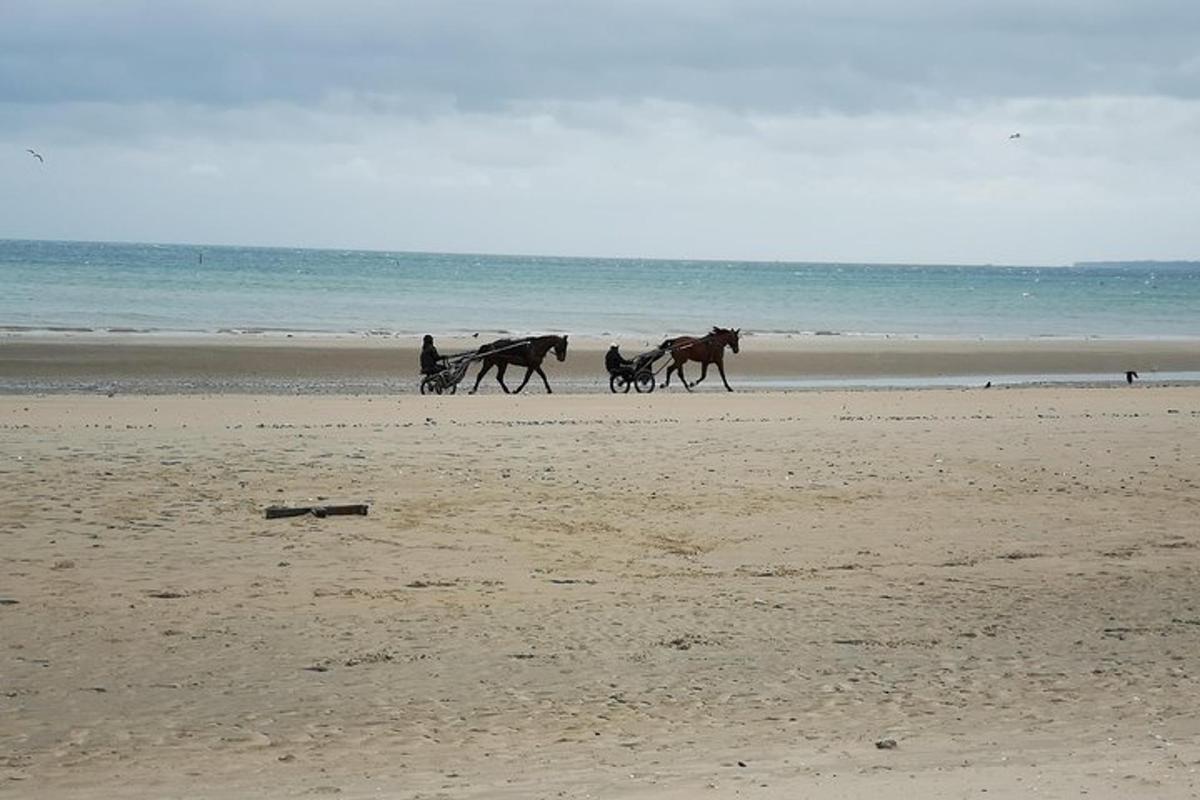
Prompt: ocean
<box><xmin>1</xmin><ymin>239</ymin><xmax>1198</xmax><ymax>340</ymax></box>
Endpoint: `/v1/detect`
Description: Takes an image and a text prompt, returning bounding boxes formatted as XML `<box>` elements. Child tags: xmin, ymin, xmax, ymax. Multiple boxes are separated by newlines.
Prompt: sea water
<box><xmin>1</xmin><ymin>239</ymin><xmax>1198</xmax><ymax>339</ymax></box>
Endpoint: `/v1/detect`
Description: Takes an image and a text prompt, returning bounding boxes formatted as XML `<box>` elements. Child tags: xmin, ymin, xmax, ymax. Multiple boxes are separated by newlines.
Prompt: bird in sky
<box><xmin>26</xmin><ymin>148</ymin><xmax>44</xmax><ymax>163</ymax></box>
<box><xmin>1008</xmin><ymin>133</ymin><xmax>1022</xmax><ymax>140</ymax></box>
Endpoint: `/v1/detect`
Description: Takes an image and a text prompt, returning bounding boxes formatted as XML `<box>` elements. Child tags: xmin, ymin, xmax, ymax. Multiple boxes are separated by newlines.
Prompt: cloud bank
<box><xmin>3</xmin><ymin>1</ymin><xmax>1199</xmax><ymax>263</ymax></box>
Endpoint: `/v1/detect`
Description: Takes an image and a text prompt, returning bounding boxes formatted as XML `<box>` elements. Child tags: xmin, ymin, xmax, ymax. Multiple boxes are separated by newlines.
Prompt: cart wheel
<box><xmin>419</xmin><ymin>376</ymin><xmax>433</xmax><ymax>395</ymax></box>
<box><xmin>610</xmin><ymin>373</ymin><xmax>632</xmax><ymax>394</ymax></box>
<box><xmin>634</xmin><ymin>371</ymin><xmax>656</xmax><ymax>393</ymax></box>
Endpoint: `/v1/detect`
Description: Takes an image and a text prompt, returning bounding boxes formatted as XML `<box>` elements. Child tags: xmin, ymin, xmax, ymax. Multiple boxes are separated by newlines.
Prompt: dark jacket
<box><xmin>420</xmin><ymin>344</ymin><xmax>443</xmax><ymax>375</ymax></box>
<box><xmin>605</xmin><ymin>348</ymin><xmax>630</xmax><ymax>374</ymax></box>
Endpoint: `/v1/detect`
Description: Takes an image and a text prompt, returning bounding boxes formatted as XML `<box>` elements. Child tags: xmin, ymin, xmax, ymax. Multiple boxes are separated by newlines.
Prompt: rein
<box><xmin>445</xmin><ymin>334</ymin><xmax>567</xmax><ymax>364</ymax></box>
<box><xmin>442</xmin><ymin>336</ymin><xmax>538</xmax><ymax>363</ymax></box>
<box><xmin>665</xmin><ymin>330</ymin><xmax>731</xmax><ymax>353</ymax></box>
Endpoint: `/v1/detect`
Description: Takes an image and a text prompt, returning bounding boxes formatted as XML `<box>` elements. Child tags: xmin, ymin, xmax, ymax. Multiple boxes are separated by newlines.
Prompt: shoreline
<box><xmin>5</xmin><ymin>325</ymin><xmax>1200</xmax><ymax>343</ymax></box>
<box><xmin>2</xmin><ymin>332</ymin><xmax>1198</xmax><ymax>394</ymax></box>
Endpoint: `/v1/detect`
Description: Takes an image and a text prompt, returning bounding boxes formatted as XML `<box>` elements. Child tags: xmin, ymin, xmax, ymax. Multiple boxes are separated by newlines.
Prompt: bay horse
<box><xmin>469</xmin><ymin>335</ymin><xmax>569</xmax><ymax>394</ymax></box>
<box><xmin>659</xmin><ymin>327</ymin><xmax>740</xmax><ymax>392</ymax></box>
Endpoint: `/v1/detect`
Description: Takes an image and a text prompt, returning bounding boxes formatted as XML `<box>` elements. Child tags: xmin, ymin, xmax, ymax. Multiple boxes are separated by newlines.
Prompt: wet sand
<box><xmin>3</xmin><ymin>388</ymin><xmax>1200</xmax><ymax>798</ymax></box>
<box><xmin>0</xmin><ymin>333</ymin><xmax>1198</xmax><ymax>393</ymax></box>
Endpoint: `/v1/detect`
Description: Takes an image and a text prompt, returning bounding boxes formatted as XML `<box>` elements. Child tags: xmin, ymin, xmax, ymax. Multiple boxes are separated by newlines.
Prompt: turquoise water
<box><xmin>1</xmin><ymin>239</ymin><xmax>1198</xmax><ymax>339</ymax></box>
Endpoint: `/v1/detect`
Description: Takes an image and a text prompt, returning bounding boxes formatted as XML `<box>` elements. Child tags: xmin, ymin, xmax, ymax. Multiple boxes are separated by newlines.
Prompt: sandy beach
<box><xmin>1</xmin><ymin>333</ymin><xmax>1199</xmax><ymax>393</ymax></box>
<box><xmin>3</xmin><ymin>387</ymin><xmax>1200</xmax><ymax>798</ymax></box>
<box><xmin>8</xmin><ymin>1</ymin><xmax>1200</xmax><ymax>796</ymax></box>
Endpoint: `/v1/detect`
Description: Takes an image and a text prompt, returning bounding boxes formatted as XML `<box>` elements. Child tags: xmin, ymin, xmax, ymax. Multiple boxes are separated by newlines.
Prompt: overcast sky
<box><xmin>3</xmin><ymin>0</ymin><xmax>1198</xmax><ymax>264</ymax></box>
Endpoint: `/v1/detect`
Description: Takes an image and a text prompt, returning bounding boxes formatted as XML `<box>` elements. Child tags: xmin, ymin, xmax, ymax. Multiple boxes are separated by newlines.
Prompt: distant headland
<box><xmin>1074</xmin><ymin>260</ymin><xmax>1200</xmax><ymax>269</ymax></box>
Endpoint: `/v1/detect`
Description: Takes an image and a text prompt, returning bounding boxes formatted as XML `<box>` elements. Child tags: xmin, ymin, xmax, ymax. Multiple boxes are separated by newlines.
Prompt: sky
<box><xmin>2</xmin><ymin>0</ymin><xmax>1199</xmax><ymax>264</ymax></box>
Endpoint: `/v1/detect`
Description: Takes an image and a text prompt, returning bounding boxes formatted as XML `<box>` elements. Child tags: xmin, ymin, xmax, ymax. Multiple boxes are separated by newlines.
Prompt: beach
<box><xmin>4</xmin><ymin>386</ymin><xmax>1200</xmax><ymax>798</ymax></box>
<box><xmin>2</xmin><ymin>333</ymin><xmax>1199</xmax><ymax>393</ymax></box>
<box><xmin>8</xmin><ymin>2</ymin><xmax>1200</xmax><ymax>796</ymax></box>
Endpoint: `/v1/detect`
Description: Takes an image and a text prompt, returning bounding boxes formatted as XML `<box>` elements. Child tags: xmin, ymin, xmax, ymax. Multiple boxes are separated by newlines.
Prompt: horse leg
<box><xmin>496</xmin><ymin>362</ymin><xmax>512</xmax><ymax>394</ymax></box>
<box><xmin>717</xmin><ymin>359</ymin><xmax>733</xmax><ymax>392</ymax></box>
<box><xmin>512</xmin><ymin>365</ymin><xmax>535</xmax><ymax>394</ymax></box>
<box><xmin>535</xmin><ymin>365</ymin><xmax>553</xmax><ymax>393</ymax></box>
<box><xmin>661</xmin><ymin>361</ymin><xmax>678</xmax><ymax>389</ymax></box>
<box><xmin>678</xmin><ymin>363</ymin><xmax>693</xmax><ymax>391</ymax></box>
<box><xmin>469</xmin><ymin>360</ymin><xmax>493</xmax><ymax>394</ymax></box>
<box><xmin>694</xmin><ymin>361</ymin><xmax>710</xmax><ymax>386</ymax></box>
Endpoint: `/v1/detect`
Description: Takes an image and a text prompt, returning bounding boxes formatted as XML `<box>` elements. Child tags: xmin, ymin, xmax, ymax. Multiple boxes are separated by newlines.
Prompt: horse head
<box><xmin>554</xmin><ymin>335</ymin><xmax>569</xmax><ymax>362</ymax></box>
<box><xmin>711</xmin><ymin>326</ymin><xmax>740</xmax><ymax>354</ymax></box>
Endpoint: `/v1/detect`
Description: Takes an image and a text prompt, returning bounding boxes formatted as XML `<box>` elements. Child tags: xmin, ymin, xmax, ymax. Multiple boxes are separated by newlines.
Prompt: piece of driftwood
<box><xmin>265</xmin><ymin>504</ymin><xmax>370</xmax><ymax>520</ymax></box>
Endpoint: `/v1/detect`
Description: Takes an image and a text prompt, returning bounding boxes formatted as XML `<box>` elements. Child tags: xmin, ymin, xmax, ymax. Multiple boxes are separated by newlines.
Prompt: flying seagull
<box><xmin>1008</xmin><ymin>133</ymin><xmax>1021</xmax><ymax>140</ymax></box>
<box><xmin>26</xmin><ymin>148</ymin><xmax>44</xmax><ymax>163</ymax></box>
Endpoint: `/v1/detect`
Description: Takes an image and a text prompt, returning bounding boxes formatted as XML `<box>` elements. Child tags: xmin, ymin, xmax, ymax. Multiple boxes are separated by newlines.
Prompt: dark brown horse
<box><xmin>469</xmin><ymin>335</ymin><xmax>569</xmax><ymax>394</ymax></box>
<box><xmin>659</xmin><ymin>327</ymin><xmax>740</xmax><ymax>392</ymax></box>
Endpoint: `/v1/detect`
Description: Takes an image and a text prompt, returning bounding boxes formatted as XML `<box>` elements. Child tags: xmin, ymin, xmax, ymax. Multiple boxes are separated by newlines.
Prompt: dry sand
<box><xmin>3</xmin><ymin>388</ymin><xmax>1200</xmax><ymax>798</ymax></box>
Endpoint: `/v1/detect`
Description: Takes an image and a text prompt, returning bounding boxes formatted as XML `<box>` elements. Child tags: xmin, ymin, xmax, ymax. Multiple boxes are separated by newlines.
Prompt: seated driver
<box><xmin>605</xmin><ymin>342</ymin><xmax>632</xmax><ymax>374</ymax></box>
<box><xmin>420</xmin><ymin>334</ymin><xmax>447</xmax><ymax>375</ymax></box>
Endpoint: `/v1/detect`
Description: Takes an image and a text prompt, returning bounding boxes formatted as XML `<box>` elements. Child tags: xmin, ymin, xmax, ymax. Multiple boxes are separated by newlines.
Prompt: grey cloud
<box><xmin>4</xmin><ymin>93</ymin><xmax>1200</xmax><ymax>263</ymax></box>
<box><xmin>2</xmin><ymin>0</ymin><xmax>1198</xmax><ymax>115</ymax></box>
<box><xmin>4</xmin><ymin>1</ymin><xmax>1199</xmax><ymax>265</ymax></box>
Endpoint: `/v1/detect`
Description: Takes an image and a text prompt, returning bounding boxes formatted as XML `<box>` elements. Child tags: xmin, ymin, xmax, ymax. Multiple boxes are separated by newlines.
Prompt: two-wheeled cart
<box><xmin>608</xmin><ymin>346</ymin><xmax>667</xmax><ymax>394</ymax></box>
<box><xmin>419</xmin><ymin>350</ymin><xmax>478</xmax><ymax>395</ymax></box>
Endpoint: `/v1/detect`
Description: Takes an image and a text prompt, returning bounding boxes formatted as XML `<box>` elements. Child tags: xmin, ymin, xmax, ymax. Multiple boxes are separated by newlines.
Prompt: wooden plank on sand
<box><xmin>265</xmin><ymin>504</ymin><xmax>370</xmax><ymax>519</ymax></box>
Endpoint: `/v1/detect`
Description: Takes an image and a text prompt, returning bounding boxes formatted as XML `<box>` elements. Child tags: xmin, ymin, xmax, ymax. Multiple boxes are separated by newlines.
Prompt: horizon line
<box><xmin>3</xmin><ymin>236</ymin><xmax>1198</xmax><ymax>270</ymax></box>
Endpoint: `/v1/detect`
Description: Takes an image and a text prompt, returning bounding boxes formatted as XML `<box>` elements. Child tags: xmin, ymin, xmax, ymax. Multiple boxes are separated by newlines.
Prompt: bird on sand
<box><xmin>1008</xmin><ymin>133</ymin><xmax>1021</xmax><ymax>140</ymax></box>
<box><xmin>26</xmin><ymin>148</ymin><xmax>44</xmax><ymax>163</ymax></box>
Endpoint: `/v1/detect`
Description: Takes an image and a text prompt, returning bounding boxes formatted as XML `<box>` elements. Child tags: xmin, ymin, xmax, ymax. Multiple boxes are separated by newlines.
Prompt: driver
<box><xmin>605</xmin><ymin>342</ymin><xmax>632</xmax><ymax>374</ymax></box>
<box><xmin>420</xmin><ymin>334</ymin><xmax>446</xmax><ymax>375</ymax></box>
